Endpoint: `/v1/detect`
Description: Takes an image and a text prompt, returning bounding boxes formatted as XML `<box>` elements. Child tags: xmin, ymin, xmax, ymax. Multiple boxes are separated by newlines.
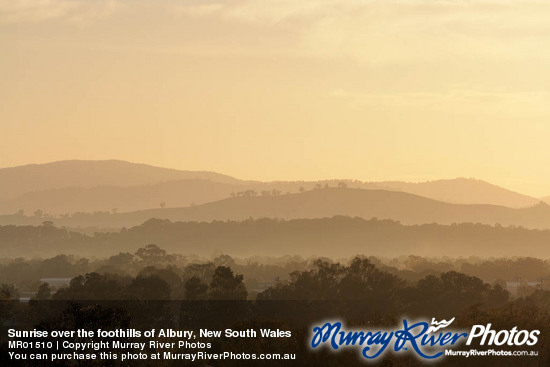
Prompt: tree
<box><xmin>0</xmin><ymin>284</ymin><xmax>20</xmax><ymax>325</ymax></box>
<box><xmin>213</xmin><ymin>254</ymin><xmax>235</xmax><ymax>268</ymax></box>
<box><xmin>138</xmin><ymin>267</ymin><xmax>182</xmax><ymax>298</ymax></box>
<box><xmin>106</xmin><ymin>252</ymin><xmax>134</xmax><ymax>267</ymax></box>
<box><xmin>0</xmin><ymin>284</ymin><xmax>18</xmax><ymax>300</ymax></box>
<box><xmin>184</xmin><ymin>277</ymin><xmax>209</xmax><ymax>300</ymax></box>
<box><xmin>183</xmin><ymin>263</ymin><xmax>216</xmax><ymax>281</ymax></box>
<box><xmin>128</xmin><ymin>275</ymin><xmax>171</xmax><ymax>300</ymax></box>
<box><xmin>42</xmin><ymin>220</ymin><xmax>54</xmax><ymax>228</ymax></box>
<box><xmin>53</xmin><ymin>273</ymin><xmax>126</xmax><ymax>300</ymax></box>
<box><xmin>209</xmin><ymin>266</ymin><xmax>247</xmax><ymax>300</ymax></box>
<box><xmin>135</xmin><ymin>244</ymin><xmax>167</xmax><ymax>266</ymax></box>
<box><xmin>36</xmin><ymin>283</ymin><xmax>51</xmax><ymax>300</ymax></box>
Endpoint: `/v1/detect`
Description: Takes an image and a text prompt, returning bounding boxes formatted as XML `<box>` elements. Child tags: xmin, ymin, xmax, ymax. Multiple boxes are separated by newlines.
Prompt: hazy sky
<box><xmin>1</xmin><ymin>0</ymin><xmax>550</xmax><ymax>196</ymax></box>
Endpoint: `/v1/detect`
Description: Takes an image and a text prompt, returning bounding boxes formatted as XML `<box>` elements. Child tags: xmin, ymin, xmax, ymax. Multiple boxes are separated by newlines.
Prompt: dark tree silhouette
<box><xmin>184</xmin><ymin>276</ymin><xmax>209</xmax><ymax>300</ymax></box>
<box><xmin>209</xmin><ymin>266</ymin><xmax>247</xmax><ymax>300</ymax></box>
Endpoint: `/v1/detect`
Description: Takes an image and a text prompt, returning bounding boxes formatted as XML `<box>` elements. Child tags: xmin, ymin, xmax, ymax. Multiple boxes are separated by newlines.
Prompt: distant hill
<box><xmin>542</xmin><ymin>196</ymin><xmax>550</xmax><ymax>205</ymax></box>
<box><xmin>3</xmin><ymin>188</ymin><xmax>550</xmax><ymax>229</ymax></box>
<box><xmin>3</xmin><ymin>216</ymin><xmax>550</xmax><ymax>258</ymax></box>
<box><xmin>363</xmin><ymin>178</ymin><xmax>539</xmax><ymax>208</ymax></box>
<box><xmin>0</xmin><ymin>179</ymin><xmax>246</xmax><ymax>214</ymax></box>
<box><xmin>0</xmin><ymin>160</ymin><xmax>242</xmax><ymax>201</ymax></box>
<box><xmin>0</xmin><ymin>160</ymin><xmax>540</xmax><ymax>214</ymax></box>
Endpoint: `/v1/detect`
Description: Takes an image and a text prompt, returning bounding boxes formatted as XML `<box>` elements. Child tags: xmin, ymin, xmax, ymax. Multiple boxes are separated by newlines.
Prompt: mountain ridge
<box><xmin>0</xmin><ymin>159</ymin><xmax>243</xmax><ymax>201</ymax></box>
<box><xmin>0</xmin><ymin>160</ymin><xmax>543</xmax><ymax>215</ymax></box>
<box><xmin>3</xmin><ymin>188</ymin><xmax>550</xmax><ymax>230</ymax></box>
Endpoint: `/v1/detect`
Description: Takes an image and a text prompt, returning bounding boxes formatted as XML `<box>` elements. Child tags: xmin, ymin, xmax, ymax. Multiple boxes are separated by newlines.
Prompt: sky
<box><xmin>1</xmin><ymin>0</ymin><xmax>550</xmax><ymax>196</ymax></box>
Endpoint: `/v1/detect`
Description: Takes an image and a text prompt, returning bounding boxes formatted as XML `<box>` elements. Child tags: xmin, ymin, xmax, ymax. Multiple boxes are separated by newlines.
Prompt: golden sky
<box><xmin>1</xmin><ymin>0</ymin><xmax>550</xmax><ymax>196</ymax></box>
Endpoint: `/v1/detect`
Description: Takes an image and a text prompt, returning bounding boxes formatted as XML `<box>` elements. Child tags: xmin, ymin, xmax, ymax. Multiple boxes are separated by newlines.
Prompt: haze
<box><xmin>1</xmin><ymin>0</ymin><xmax>550</xmax><ymax>196</ymax></box>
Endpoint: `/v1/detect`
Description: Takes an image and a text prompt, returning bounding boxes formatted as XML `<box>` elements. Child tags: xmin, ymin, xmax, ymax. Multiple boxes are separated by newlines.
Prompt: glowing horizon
<box><xmin>1</xmin><ymin>0</ymin><xmax>550</xmax><ymax>196</ymax></box>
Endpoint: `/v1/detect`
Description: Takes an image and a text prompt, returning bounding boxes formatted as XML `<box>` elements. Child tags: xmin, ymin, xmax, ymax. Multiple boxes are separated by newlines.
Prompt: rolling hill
<box><xmin>0</xmin><ymin>160</ymin><xmax>243</xmax><ymax>201</ymax></box>
<box><xmin>365</xmin><ymin>178</ymin><xmax>539</xmax><ymax>208</ymax></box>
<box><xmin>0</xmin><ymin>161</ymin><xmax>542</xmax><ymax>215</ymax></box>
<box><xmin>3</xmin><ymin>188</ymin><xmax>550</xmax><ymax>230</ymax></box>
<box><xmin>0</xmin><ymin>179</ymin><xmax>246</xmax><ymax>214</ymax></box>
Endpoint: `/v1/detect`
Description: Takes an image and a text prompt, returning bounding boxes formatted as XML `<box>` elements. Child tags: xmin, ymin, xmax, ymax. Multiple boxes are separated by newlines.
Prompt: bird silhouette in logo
<box><xmin>427</xmin><ymin>317</ymin><xmax>456</xmax><ymax>333</ymax></box>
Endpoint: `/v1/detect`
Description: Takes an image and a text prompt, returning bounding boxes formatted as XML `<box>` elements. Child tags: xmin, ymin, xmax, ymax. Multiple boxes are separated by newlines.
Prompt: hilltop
<box><xmin>0</xmin><ymin>160</ymin><xmax>243</xmax><ymax>201</ymax></box>
<box><xmin>0</xmin><ymin>161</ymin><xmax>541</xmax><ymax>215</ymax></box>
<box><xmin>3</xmin><ymin>188</ymin><xmax>550</xmax><ymax>230</ymax></box>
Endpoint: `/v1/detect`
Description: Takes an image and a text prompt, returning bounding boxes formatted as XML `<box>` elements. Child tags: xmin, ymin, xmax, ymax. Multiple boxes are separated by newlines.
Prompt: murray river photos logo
<box><xmin>310</xmin><ymin>317</ymin><xmax>540</xmax><ymax>361</ymax></box>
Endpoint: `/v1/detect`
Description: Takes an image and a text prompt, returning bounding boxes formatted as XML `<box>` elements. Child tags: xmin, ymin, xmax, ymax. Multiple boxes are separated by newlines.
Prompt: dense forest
<box><xmin>1</xmin><ymin>243</ymin><xmax>549</xmax><ymax>299</ymax></box>
<box><xmin>1</xmin><ymin>254</ymin><xmax>549</xmax><ymax>366</ymax></box>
